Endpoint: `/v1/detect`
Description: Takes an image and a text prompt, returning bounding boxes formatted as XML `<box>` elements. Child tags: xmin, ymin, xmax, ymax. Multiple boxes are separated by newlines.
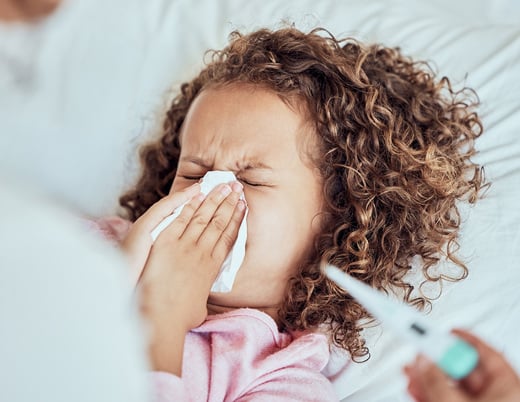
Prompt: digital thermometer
<box><xmin>323</xmin><ymin>264</ymin><xmax>479</xmax><ymax>380</ymax></box>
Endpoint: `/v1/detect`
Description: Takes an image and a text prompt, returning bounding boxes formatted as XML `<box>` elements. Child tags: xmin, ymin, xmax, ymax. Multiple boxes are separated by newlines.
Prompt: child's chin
<box><xmin>206</xmin><ymin>296</ymin><xmax>239</xmax><ymax>316</ymax></box>
<box><xmin>207</xmin><ymin>291</ymin><xmax>236</xmax><ymax>304</ymax></box>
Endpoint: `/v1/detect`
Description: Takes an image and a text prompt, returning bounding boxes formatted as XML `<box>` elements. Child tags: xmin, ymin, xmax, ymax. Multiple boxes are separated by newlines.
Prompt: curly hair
<box><xmin>120</xmin><ymin>27</ymin><xmax>486</xmax><ymax>361</ymax></box>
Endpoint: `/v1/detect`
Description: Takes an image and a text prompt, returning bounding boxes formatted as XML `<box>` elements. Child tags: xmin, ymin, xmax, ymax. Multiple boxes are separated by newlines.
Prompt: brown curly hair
<box><xmin>120</xmin><ymin>27</ymin><xmax>486</xmax><ymax>361</ymax></box>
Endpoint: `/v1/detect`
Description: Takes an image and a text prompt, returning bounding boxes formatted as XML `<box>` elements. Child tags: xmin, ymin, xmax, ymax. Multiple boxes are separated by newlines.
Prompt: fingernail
<box><xmin>220</xmin><ymin>185</ymin><xmax>232</xmax><ymax>196</ymax></box>
<box><xmin>231</xmin><ymin>181</ymin><xmax>243</xmax><ymax>193</ymax></box>
<box><xmin>195</xmin><ymin>192</ymin><xmax>206</xmax><ymax>201</ymax></box>
<box><xmin>237</xmin><ymin>200</ymin><xmax>246</xmax><ymax>211</ymax></box>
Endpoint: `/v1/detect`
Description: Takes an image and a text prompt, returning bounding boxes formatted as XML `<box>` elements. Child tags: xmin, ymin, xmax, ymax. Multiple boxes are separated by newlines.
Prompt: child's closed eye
<box><xmin>238</xmin><ymin>178</ymin><xmax>266</xmax><ymax>187</ymax></box>
<box><xmin>181</xmin><ymin>175</ymin><xmax>203</xmax><ymax>181</ymax></box>
<box><xmin>180</xmin><ymin>174</ymin><xmax>266</xmax><ymax>187</ymax></box>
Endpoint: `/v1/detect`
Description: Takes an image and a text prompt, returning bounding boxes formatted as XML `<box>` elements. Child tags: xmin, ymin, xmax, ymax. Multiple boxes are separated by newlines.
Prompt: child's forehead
<box><xmin>184</xmin><ymin>83</ymin><xmax>311</xmax><ymax>128</ymax></box>
<box><xmin>178</xmin><ymin>85</ymin><xmax>318</xmax><ymax>167</ymax></box>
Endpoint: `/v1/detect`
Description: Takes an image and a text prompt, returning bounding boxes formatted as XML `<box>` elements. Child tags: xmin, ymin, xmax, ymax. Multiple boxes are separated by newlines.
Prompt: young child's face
<box><xmin>170</xmin><ymin>84</ymin><xmax>323</xmax><ymax>316</ymax></box>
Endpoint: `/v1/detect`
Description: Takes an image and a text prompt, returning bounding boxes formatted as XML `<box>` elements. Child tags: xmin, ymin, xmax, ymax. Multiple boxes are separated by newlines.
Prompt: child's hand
<box><xmin>120</xmin><ymin>182</ymin><xmax>201</xmax><ymax>286</ymax></box>
<box><xmin>138</xmin><ymin>181</ymin><xmax>246</xmax><ymax>332</ymax></box>
<box><xmin>136</xmin><ymin>181</ymin><xmax>245</xmax><ymax>376</ymax></box>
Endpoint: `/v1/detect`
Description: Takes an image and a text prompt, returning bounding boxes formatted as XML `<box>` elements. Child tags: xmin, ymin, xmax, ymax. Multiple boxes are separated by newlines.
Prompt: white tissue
<box><xmin>150</xmin><ymin>171</ymin><xmax>247</xmax><ymax>293</ymax></box>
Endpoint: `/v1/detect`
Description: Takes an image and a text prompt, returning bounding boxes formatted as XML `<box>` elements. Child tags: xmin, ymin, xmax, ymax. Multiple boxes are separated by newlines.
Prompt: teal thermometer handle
<box><xmin>412</xmin><ymin>323</ymin><xmax>479</xmax><ymax>380</ymax></box>
<box><xmin>437</xmin><ymin>337</ymin><xmax>479</xmax><ymax>380</ymax></box>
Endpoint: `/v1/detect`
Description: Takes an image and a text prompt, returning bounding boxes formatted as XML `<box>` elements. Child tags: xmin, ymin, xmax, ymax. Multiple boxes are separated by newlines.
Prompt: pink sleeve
<box><xmin>150</xmin><ymin>368</ymin><xmax>337</xmax><ymax>402</ymax></box>
<box><xmin>236</xmin><ymin>366</ymin><xmax>338</xmax><ymax>402</ymax></box>
<box><xmin>150</xmin><ymin>372</ymin><xmax>189</xmax><ymax>402</ymax></box>
<box><xmin>81</xmin><ymin>216</ymin><xmax>132</xmax><ymax>245</ymax></box>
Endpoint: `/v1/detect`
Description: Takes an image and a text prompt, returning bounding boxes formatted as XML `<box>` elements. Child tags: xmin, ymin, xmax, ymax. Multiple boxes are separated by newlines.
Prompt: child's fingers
<box><xmin>135</xmin><ymin>183</ymin><xmax>201</xmax><ymax>232</ymax></box>
<box><xmin>122</xmin><ymin>183</ymin><xmax>201</xmax><ymax>285</ymax></box>
<box><xmin>197</xmin><ymin>183</ymin><xmax>243</xmax><ymax>249</ymax></box>
<box><xmin>179</xmin><ymin>183</ymin><xmax>235</xmax><ymax>242</ymax></box>
<box><xmin>212</xmin><ymin>199</ymin><xmax>247</xmax><ymax>262</ymax></box>
<box><xmin>160</xmin><ymin>192</ymin><xmax>206</xmax><ymax>240</ymax></box>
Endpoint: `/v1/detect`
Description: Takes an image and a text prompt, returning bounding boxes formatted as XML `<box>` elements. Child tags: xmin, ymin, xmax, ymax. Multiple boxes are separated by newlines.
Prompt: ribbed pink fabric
<box><xmin>151</xmin><ymin>308</ymin><xmax>337</xmax><ymax>401</ymax></box>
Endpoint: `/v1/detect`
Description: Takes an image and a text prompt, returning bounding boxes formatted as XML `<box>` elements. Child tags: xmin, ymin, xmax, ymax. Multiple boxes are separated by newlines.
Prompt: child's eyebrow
<box><xmin>180</xmin><ymin>155</ymin><xmax>274</xmax><ymax>171</ymax></box>
<box><xmin>180</xmin><ymin>156</ymin><xmax>212</xmax><ymax>168</ymax></box>
<box><xmin>242</xmin><ymin>161</ymin><xmax>273</xmax><ymax>171</ymax></box>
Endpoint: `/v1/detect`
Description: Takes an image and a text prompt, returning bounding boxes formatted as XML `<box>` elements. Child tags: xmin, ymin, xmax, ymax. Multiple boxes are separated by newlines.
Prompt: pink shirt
<box><xmin>85</xmin><ymin>217</ymin><xmax>338</xmax><ymax>401</ymax></box>
<box><xmin>152</xmin><ymin>308</ymin><xmax>337</xmax><ymax>401</ymax></box>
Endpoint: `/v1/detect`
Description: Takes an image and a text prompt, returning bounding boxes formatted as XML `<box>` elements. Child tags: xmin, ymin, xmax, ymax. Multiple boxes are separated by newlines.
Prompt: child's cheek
<box><xmin>169</xmin><ymin>180</ymin><xmax>179</xmax><ymax>195</ymax></box>
<box><xmin>169</xmin><ymin>178</ymin><xmax>186</xmax><ymax>194</ymax></box>
<box><xmin>242</xmin><ymin>196</ymin><xmax>264</xmax><ymax>243</ymax></box>
<box><xmin>243</xmin><ymin>195</ymin><xmax>282</xmax><ymax>245</ymax></box>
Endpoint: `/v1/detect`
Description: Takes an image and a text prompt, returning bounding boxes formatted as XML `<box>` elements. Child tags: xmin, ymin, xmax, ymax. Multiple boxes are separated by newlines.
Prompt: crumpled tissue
<box><xmin>150</xmin><ymin>171</ymin><xmax>247</xmax><ymax>292</ymax></box>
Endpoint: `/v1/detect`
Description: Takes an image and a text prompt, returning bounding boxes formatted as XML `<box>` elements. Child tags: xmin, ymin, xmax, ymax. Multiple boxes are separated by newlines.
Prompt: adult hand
<box><xmin>404</xmin><ymin>329</ymin><xmax>520</xmax><ymax>402</ymax></box>
<box><xmin>0</xmin><ymin>0</ymin><xmax>61</xmax><ymax>21</ymax></box>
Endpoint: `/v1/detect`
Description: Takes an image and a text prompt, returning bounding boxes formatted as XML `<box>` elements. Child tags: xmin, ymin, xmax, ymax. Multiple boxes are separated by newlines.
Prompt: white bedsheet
<box><xmin>1</xmin><ymin>1</ymin><xmax>518</xmax><ymax>400</ymax></box>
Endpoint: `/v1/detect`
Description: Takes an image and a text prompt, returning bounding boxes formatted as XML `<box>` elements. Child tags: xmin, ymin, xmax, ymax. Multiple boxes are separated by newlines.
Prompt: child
<box><xmin>96</xmin><ymin>27</ymin><xmax>485</xmax><ymax>401</ymax></box>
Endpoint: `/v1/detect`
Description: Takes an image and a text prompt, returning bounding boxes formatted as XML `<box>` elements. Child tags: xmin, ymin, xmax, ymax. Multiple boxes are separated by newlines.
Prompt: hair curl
<box><xmin>120</xmin><ymin>27</ymin><xmax>486</xmax><ymax>361</ymax></box>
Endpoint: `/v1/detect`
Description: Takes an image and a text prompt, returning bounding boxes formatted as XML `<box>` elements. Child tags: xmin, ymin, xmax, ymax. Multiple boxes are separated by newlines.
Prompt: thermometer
<box><xmin>323</xmin><ymin>264</ymin><xmax>479</xmax><ymax>380</ymax></box>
